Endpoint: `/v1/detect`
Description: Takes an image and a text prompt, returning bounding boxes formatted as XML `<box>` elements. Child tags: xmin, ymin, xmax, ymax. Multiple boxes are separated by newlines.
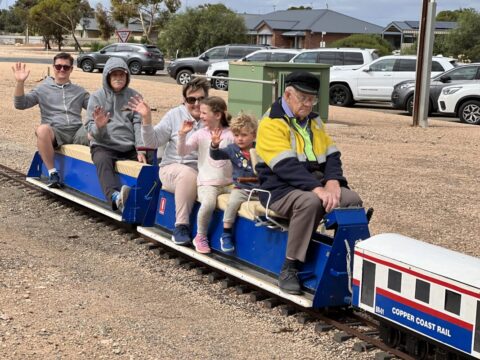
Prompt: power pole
<box><xmin>412</xmin><ymin>0</ymin><xmax>437</xmax><ymax>128</ymax></box>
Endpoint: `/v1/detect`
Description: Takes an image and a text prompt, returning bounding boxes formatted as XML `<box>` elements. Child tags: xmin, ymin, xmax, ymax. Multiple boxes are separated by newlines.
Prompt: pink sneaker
<box><xmin>193</xmin><ymin>234</ymin><xmax>211</xmax><ymax>254</ymax></box>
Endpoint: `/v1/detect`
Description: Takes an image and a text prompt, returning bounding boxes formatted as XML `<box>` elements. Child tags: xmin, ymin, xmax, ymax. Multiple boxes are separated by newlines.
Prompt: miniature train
<box><xmin>26</xmin><ymin>145</ymin><xmax>480</xmax><ymax>360</ymax></box>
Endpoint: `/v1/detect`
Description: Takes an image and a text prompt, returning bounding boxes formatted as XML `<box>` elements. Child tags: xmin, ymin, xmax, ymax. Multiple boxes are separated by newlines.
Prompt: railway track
<box><xmin>0</xmin><ymin>163</ymin><xmax>414</xmax><ymax>360</ymax></box>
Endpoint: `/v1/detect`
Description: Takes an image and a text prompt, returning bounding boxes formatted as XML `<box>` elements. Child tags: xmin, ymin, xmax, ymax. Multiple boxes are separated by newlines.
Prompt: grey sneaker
<box><xmin>116</xmin><ymin>185</ymin><xmax>131</xmax><ymax>213</ymax></box>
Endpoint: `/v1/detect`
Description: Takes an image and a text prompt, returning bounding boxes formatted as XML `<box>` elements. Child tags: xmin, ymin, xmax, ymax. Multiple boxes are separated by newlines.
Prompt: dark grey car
<box><xmin>391</xmin><ymin>64</ymin><xmax>480</xmax><ymax>115</ymax></box>
<box><xmin>76</xmin><ymin>43</ymin><xmax>164</xmax><ymax>75</ymax></box>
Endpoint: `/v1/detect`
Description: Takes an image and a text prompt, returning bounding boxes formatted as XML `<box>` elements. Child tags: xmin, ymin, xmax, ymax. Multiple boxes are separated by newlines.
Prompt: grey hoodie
<box><xmin>86</xmin><ymin>57</ymin><xmax>143</xmax><ymax>152</ymax></box>
<box><xmin>14</xmin><ymin>76</ymin><xmax>89</xmax><ymax>130</ymax></box>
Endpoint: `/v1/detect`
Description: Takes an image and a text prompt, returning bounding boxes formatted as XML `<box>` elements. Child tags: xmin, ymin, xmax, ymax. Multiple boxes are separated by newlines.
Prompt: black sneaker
<box><xmin>278</xmin><ymin>268</ymin><xmax>302</xmax><ymax>295</ymax></box>
<box><xmin>47</xmin><ymin>172</ymin><xmax>62</xmax><ymax>188</ymax></box>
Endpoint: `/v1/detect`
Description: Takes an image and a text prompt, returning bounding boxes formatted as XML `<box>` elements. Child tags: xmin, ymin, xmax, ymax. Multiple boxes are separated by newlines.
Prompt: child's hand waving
<box><xmin>179</xmin><ymin>120</ymin><xmax>194</xmax><ymax>135</ymax></box>
<box><xmin>210</xmin><ymin>128</ymin><xmax>222</xmax><ymax>148</ymax></box>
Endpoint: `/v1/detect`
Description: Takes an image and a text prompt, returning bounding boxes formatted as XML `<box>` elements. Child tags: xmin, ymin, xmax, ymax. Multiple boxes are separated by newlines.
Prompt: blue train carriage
<box><xmin>137</xmin><ymin>189</ymin><xmax>371</xmax><ymax>309</ymax></box>
<box><xmin>352</xmin><ymin>233</ymin><xmax>480</xmax><ymax>359</ymax></box>
<box><xmin>26</xmin><ymin>144</ymin><xmax>160</xmax><ymax>226</ymax></box>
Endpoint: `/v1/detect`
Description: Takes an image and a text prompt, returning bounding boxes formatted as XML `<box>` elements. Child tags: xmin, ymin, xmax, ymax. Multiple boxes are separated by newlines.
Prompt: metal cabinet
<box><xmin>228</xmin><ymin>62</ymin><xmax>331</xmax><ymax>121</ymax></box>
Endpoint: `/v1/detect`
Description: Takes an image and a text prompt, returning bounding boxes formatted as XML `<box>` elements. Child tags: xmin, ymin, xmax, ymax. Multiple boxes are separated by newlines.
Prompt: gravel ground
<box><xmin>0</xmin><ymin>45</ymin><xmax>479</xmax><ymax>359</ymax></box>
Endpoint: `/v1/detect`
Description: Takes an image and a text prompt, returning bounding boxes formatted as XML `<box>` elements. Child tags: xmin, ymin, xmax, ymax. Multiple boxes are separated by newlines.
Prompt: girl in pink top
<box><xmin>177</xmin><ymin>97</ymin><xmax>234</xmax><ymax>254</ymax></box>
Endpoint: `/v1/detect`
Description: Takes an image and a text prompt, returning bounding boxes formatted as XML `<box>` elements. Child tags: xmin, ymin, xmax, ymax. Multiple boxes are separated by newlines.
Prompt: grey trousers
<box><xmin>270</xmin><ymin>188</ymin><xmax>363</xmax><ymax>262</ymax></box>
<box><xmin>223</xmin><ymin>188</ymin><xmax>253</xmax><ymax>225</ymax></box>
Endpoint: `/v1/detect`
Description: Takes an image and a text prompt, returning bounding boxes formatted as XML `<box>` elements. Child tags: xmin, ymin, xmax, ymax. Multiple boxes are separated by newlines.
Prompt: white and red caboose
<box><xmin>353</xmin><ymin>233</ymin><xmax>480</xmax><ymax>359</ymax></box>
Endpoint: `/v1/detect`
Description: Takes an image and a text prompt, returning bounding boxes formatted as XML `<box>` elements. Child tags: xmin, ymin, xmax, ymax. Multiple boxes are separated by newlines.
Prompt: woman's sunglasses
<box><xmin>53</xmin><ymin>64</ymin><xmax>72</xmax><ymax>71</ymax></box>
<box><xmin>185</xmin><ymin>96</ymin><xmax>205</xmax><ymax>105</ymax></box>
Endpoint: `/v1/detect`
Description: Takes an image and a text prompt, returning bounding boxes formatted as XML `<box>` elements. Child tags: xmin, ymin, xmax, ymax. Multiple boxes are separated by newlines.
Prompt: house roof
<box><xmin>242</xmin><ymin>9</ymin><xmax>383</xmax><ymax>34</ymax></box>
<box><xmin>383</xmin><ymin>20</ymin><xmax>457</xmax><ymax>33</ymax></box>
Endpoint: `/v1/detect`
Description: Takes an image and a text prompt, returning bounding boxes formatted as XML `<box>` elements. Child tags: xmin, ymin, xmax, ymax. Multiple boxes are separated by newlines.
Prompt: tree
<box><xmin>110</xmin><ymin>0</ymin><xmax>180</xmax><ymax>43</ymax></box>
<box><xmin>95</xmin><ymin>4</ymin><xmax>115</xmax><ymax>41</ymax></box>
<box><xmin>436</xmin><ymin>9</ymin><xmax>471</xmax><ymax>22</ymax></box>
<box><xmin>444</xmin><ymin>8</ymin><xmax>480</xmax><ymax>61</ymax></box>
<box><xmin>159</xmin><ymin>4</ymin><xmax>247</xmax><ymax>57</ymax></box>
<box><xmin>331</xmin><ymin>34</ymin><xmax>393</xmax><ymax>56</ymax></box>
<box><xmin>29</xmin><ymin>0</ymin><xmax>93</xmax><ymax>51</ymax></box>
<box><xmin>287</xmin><ymin>6</ymin><xmax>312</xmax><ymax>10</ymax></box>
<box><xmin>0</xmin><ymin>8</ymin><xmax>25</xmax><ymax>33</ymax></box>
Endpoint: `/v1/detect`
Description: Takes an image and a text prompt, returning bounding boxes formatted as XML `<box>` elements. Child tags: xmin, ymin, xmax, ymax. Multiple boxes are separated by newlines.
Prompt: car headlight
<box><xmin>397</xmin><ymin>83</ymin><xmax>414</xmax><ymax>90</ymax></box>
<box><xmin>442</xmin><ymin>87</ymin><xmax>461</xmax><ymax>95</ymax></box>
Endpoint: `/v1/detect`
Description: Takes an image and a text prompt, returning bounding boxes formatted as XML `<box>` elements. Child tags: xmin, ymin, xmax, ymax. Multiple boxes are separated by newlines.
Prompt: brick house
<box><xmin>243</xmin><ymin>9</ymin><xmax>383</xmax><ymax>49</ymax></box>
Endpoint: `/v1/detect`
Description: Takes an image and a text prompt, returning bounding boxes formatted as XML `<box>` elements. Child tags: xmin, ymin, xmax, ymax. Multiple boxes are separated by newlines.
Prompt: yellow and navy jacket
<box><xmin>255</xmin><ymin>98</ymin><xmax>347</xmax><ymax>204</ymax></box>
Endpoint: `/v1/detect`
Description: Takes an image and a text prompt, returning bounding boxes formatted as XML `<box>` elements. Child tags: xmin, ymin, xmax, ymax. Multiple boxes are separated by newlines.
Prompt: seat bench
<box><xmin>57</xmin><ymin>144</ymin><xmax>148</xmax><ymax>178</ymax></box>
<box><xmin>216</xmin><ymin>193</ymin><xmax>286</xmax><ymax>222</ymax></box>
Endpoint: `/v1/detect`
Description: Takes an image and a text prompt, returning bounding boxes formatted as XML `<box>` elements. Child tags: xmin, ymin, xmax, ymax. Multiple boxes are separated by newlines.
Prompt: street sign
<box><xmin>116</xmin><ymin>30</ymin><xmax>131</xmax><ymax>43</ymax></box>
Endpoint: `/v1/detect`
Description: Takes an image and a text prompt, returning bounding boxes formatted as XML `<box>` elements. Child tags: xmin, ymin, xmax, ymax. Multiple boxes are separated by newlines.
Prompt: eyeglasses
<box><xmin>185</xmin><ymin>96</ymin><xmax>205</xmax><ymax>105</ymax></box>
<box><xmin>53</xmin><ymin>64</ymin><xmax>72</xmax><ymax>71</ymax></box>
<box><xmin>292</xmin><ymin>91</ymin><xmax>318</xmax><ymax>106</ymax></box>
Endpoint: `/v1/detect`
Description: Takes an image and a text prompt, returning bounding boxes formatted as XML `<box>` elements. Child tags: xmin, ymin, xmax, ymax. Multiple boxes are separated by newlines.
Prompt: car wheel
<box><xmin>329</xmin><ymin>84</ymin><xmax>353</xmax><ymax>106</ymax></box>
<box><xmin>145</xmin><ymin>70</ymin><xmax>157</xmax><ymax>75</ymax></box>
<box><xmin>129</xmin><ymin>61</ymin><xmax>142</xmax><ymax>75</ymax></box>
<box><xmin>406</xmin><ymin>95</ymin><xmax>414</xmax><ymax>115</ymax></box>
<box><xmin>213</xmin><ymin>72</ymin><xmax>229</xmax><ymax>91</ymax></box>
<box><xmin>176</xmin><ymin>70</ymin><xmax>192</xmax><ymax>85</ymax></box>
<box><xmin>407</xmin><ymin>95</ymin><xmax>433</xmax><ymax>116</ymax></box>
<box><xmin>81</xmin><ymin>59</ymin><xmax>94</xmax><ymax>72</ymax></box>
<box><xmin>459</xmin><ymin>100</ymin><xmax>480</xmax><ymax>125</ymax></box>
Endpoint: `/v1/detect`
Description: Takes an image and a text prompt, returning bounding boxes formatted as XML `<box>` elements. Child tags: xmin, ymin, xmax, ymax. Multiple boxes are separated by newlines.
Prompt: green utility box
<box><xmin>228</xmin><ymin>62</ymin><xmax>331</xmax><ymax>121</ymax></box>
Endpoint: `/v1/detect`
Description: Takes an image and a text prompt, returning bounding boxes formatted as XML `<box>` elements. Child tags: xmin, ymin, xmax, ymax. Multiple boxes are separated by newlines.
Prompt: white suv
<box><xmin>205</xmin><ymin>49</ymin><xmax>300</xmax><ymax>90</ymax></box>
<box><xmin>289</xmin><ymin>48</ymin><xmax>379</xmax><ymax>71</ymax></box>
<box><xmin>329</xmin><ymin>55</ymin><xmax>458</xmax><ymax>106</ymax></box>
<box><xmin>437</xmin><ymin>82</ymin><xmax>480</xmax><ymax>125</ymax></box>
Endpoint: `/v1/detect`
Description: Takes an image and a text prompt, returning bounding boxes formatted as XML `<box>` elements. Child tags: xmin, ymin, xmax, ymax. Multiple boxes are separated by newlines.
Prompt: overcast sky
<box><xmin>1</xmin><ymin>0</ymin><xmax>477</xmax><ymax>27</ymax></box>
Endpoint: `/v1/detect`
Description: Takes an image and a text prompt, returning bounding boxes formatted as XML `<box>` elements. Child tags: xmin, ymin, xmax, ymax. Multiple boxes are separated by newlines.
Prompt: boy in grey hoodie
<box><xmin>86</xmin><ymin>57</ymin><xmax>146</xmax><ymax>212</ymax></box>
<box><xmin>12</xmin><ymin>52</ymin><xmax>89</xmax><ymax>188</ymax></box>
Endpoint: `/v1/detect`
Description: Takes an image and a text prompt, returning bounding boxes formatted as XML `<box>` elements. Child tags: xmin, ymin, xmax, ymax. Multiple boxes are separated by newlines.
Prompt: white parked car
<box><xmin>289</xmin><ymin>47</ymin><xmax>379</xmax><ymax>71</ymax></box>
<box><xmin>205</xmin><ymin>49</ymin><xmax>300</xmax><ymax>90</ymax></box>
<box><xmin>437</xmin><ymin>82</ymin><xmax>480</xmax><ymax>125</ymax></box>
<box><xmin>329</xmin><ymin>55</ymin><xmax>458</xmax><ymax>106</ymax></box>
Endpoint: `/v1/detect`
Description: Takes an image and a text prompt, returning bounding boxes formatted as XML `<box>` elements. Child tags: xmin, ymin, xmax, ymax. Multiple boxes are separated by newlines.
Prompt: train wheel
<box><xmin>379</xmin><ymin>322</ymin><xmax>401</xmax><ymax>348</ymax></box>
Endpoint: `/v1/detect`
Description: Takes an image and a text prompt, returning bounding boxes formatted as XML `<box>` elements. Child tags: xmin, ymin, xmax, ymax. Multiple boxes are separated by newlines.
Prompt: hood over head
<box><xmin>103</xmin><ymin>57</ymin><xmax>130</xmax><ymax>92</ymax></box>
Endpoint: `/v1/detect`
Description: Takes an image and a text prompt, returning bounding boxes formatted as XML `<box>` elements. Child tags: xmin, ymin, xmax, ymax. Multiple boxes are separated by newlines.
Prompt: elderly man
<box><xmin>255</xmin><ymin>71</ymin><xmax>363</xmax><ymax>295</ymax></box>
<box><xmin>138</xmin><ymin>77</ymin><xmax>210</xmax><ymax>245</ymax></box>
<box><xmin>13</xmin><ymin>53</ymin><xmax>89</xmax><ymax>188</ymax></box>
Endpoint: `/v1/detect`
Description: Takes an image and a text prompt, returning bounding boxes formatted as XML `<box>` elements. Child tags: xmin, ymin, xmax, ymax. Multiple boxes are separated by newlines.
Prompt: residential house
<box><xmin>382</xmin><ymin>21</ymin><xmax>457</xmax><ymax>50</ymax></box>
<box><xmin>243</xmin><ymin>9</ymin><xmax>383</xmax><ymax>49</ymax></box>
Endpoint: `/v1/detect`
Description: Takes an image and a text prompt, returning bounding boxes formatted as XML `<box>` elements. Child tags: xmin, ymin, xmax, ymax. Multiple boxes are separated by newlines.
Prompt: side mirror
<box><xmin>362</xmin><ymin>66</ymin><xmax>371</xmax><ymax>72</ymax></box>
<box><xmin>100</xmin><ymin>50</ymin><xmax>106</xmax><ymax>54</ymax></box>
<box><xmin>199</xmin><ymin>55</ymin><xmax>208</xmax><ymax>61</ymax></box>
<box><xmin>439</xmin><ymin>75</ymin><xmax>451</xmax><ymax>83</ymax></box>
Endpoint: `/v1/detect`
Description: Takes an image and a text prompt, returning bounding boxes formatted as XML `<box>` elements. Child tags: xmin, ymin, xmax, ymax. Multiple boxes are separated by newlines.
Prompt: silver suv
<box><xmin>290</xmin><ymin>48</ymin><xmax>379</xmax><ymax>70</ymax></box>
<box><xmin>76</xmin><ymin>43</ymin><xmax>164</xmax><ymax>75</ymax></box>
<box><xmin>167</xmin><ymin>44</ymin><xmax>274</xmax><ymax>85</ymax></box>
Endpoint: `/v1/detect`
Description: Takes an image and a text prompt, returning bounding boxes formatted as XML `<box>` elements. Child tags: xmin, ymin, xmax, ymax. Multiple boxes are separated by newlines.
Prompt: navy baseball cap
<box><xmin>285</xmin><ymin>71</ymin><xmax>320</xmax><ymax>95</ymax></box>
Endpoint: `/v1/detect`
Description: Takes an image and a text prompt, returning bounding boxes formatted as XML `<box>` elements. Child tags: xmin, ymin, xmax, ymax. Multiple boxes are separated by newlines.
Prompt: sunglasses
<box><xmin>185</xmin><ymin>96</ymin><xmax>205</xmax><ymax>105</ymax></box>
<box><xmin>53</xmin><ymin>64</ymin><xmax>72</xmax><ymax>71</ymax></box>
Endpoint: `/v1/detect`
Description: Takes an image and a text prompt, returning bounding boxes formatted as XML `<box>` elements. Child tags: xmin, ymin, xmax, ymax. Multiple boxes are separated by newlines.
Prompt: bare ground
<box><xmin>0</xmin><ymin>46</ymin><xmax>479</xmax><ymax>359</ymax></box>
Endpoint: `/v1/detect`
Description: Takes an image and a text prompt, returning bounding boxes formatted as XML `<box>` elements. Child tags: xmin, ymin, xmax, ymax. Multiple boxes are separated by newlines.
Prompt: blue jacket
<box><xmin>210</xmin><ymin>143</ymin><xmax>256</xmax><ymax>190</ymax></box>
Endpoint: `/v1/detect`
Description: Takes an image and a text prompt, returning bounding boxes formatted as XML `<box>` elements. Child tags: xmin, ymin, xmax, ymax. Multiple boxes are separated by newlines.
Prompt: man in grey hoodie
<box><xmin>13</xmin><ymin>52</ymin><xmax>89</xmax><ymax>188</ymax></box>
<box><xmin>86</xmin><ymin>57</ymin><xmax>146</xmax><ymax>212</ymax></box>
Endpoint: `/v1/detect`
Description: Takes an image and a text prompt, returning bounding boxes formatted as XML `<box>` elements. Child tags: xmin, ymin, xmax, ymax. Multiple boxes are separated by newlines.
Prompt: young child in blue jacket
<box><xmin>209</xmin><ymin>113</ymin><xmax>258</xmax><ymax>252</ymax></box>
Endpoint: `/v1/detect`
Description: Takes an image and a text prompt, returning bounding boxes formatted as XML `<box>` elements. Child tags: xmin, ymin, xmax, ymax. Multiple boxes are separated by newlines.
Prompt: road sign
<box><xmin>116</xmin><ymin>30</ymin><xmax>131</xmax><ymax>43</ymax></box>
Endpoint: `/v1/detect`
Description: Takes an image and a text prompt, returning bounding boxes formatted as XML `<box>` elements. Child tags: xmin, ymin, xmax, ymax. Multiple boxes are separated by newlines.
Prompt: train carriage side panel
<box><xmin>354</xmin><ymin>233</ymin><xmax>480</xmax><ymax>358</ymax></box>
<box><xmin>153</xmin><ymin>189</ymin><xmax>371</xmax><ymax>307</ymax></box>
<box><xmin>27</xmin><ymin>145</ymin><xmax>160</xmax><ymax>226</ymax></box>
